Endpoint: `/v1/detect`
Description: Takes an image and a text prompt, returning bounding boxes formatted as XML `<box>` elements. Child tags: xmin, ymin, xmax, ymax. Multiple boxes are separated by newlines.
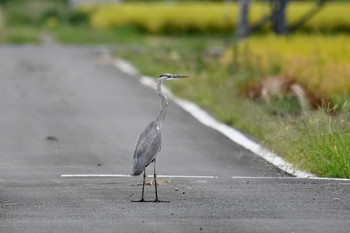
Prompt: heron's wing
<box><xmin>132</xmin><ymin>121</ymin><xmax>161</xmax><ymax>175</ymax></box>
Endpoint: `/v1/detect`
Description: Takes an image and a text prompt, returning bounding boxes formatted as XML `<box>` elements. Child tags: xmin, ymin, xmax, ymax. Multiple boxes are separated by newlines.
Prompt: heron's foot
<box><xmin>131</xmin><ymin>199</ymin><xmax>157</xmax><ymax>203</ymax></box>
<box><xmin>131</xmin><ymin>198</ymin><xmax>145</xmax><ymax>202</ymax></box>
<box><xmin>131</xmin><ymin>199</ymin><xmax>169</xmax><ymax>203</ymax></box>
<box><xmin>154</xmin><ymin>199</ymin><xmax>170</xmax><ymax>203</ymax></box>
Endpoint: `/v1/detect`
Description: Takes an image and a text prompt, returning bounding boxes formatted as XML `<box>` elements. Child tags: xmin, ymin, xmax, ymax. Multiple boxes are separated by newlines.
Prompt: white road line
<box><xmin>157</xmin><ymin>175</ymin><xmax>218</xmax><ymax>179</ymax></box>
<box><xmin>231</xmin><ymin>176</ymin><xmax>350</xmax><ymax>181</ymax></box>
<box><xmin>60</xmin><ymin>174</ymin><xmax>350</xmax><ymax>181</ymax></box>
<box><xmin>60</xmin><ymin>174</ymin><xmax>218</xmax><ymax>179</ymax></box>
<box><xmin>114</xmin><ymin>60</ymin><xmax>139</xmax><ymax>76</ymax></box>
<box><xmin>61</xmin><ymin>174</ymin><xmax>131</xmax><ymax>178</ymax></box>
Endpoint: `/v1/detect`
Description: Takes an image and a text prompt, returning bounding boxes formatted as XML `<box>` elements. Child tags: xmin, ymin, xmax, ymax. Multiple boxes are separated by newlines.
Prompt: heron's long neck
<box><xmin>155</xmin><ymin>79</ymin><xmax>168</xmax><ymax>127</ymax></box>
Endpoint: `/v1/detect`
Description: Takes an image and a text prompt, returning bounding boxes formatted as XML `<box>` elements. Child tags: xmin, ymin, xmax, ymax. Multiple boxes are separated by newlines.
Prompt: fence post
<box><xmin>271</xmin><ymin>0</ymin><xmax>289</xmax><ymax>35</ymax></box>
<box><xmin>237</xmin><ymin>0</ymin><xmax>251</xmax><ymax>39</ymax></box>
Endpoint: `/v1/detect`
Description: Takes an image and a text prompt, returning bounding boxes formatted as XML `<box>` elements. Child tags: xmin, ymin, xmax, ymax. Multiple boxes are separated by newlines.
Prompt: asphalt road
<box><xmin>0</xmin><ymin>45</ymin><xmax>349</xmax><ymax>233</ymax></box>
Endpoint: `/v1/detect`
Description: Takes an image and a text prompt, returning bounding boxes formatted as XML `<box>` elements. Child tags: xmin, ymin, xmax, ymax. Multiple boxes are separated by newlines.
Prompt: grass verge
<box><xmin>53</xmin><ymin>25</ymin><xmax>144</xmax><ymax>44</ymax></box>
<box><xmin>0</xmin><ymin>26</ymin><xmax>40</xmax><ymax>44</ymax></box>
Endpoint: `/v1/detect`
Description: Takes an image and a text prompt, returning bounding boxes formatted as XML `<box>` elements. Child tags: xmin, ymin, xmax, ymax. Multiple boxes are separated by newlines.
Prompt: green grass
<box><xmin>53</xmin><ymin>25</ymin><xmax>144</xmax><ymax>44</ymax></box>
<box><xmin>304</xmin><ymin>118</ymin><xmax>350</xmax><ymax>178</ymax></box>
<box><xmin>0</xmin><ymin>0</ymin><xmax>89</xmax><ymax>44</ymax></box>
<box><xmin>0</xmin><ymin>26</ymin><xmax>40</xmax><ymax>44</ymax></box>
<box><xmin>265</xmin><ymin>109</ymin><xmax>350</xmax><ymax>178</ymax></box>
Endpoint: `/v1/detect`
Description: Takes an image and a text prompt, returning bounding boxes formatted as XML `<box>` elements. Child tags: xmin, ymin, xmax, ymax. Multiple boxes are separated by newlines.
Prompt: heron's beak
<box><xmin>172</xmin><ymin>74</ymin><xmax>190</xmax><ymax>79</ymax></box>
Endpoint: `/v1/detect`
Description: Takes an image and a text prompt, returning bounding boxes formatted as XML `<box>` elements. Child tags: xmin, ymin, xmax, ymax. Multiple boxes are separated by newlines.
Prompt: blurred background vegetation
<box><xmin>0</xmin><ymin>0</ymin><xmax>349</xmax><ymax>178</ymax></box>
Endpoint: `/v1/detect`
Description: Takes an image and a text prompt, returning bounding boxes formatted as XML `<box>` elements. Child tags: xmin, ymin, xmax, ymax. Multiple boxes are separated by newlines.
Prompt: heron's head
<box><xmin>158</xmin><ymin>73</ymin><xmax>190</xmax><ymax>81</ymax></box>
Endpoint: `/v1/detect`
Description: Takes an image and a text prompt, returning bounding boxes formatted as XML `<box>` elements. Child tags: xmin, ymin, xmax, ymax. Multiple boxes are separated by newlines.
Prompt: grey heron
<box><xmin>131</xmin><ymin>73</ymin><xmax>189</xmax><ymax>202</ymax></box>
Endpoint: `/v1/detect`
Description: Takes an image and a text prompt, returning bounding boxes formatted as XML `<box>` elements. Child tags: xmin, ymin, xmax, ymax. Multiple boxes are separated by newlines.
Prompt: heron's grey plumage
<box><xmin>131</xmin><ymin>73</ymin><xmax>189</xmax><ymax>202</ymax></box>
<box><xmin>132</xmin><ymin>121</ymin><xmax>161</xmax><ymax>176</ymax></box>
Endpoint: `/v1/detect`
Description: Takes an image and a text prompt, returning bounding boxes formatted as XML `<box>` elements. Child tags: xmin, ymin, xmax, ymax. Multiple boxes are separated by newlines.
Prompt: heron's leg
<box><xmin>131</xmin><ymin>169</ymin><xmax>146</xmax><ymax>202</ymax></box>
<box><xmin>141</xmin><ymin>169</ymin><xmax>146</xmax><ymax>201</ymax></box>
<box><xmin>154</xmin><ymin>159</ymin><xmax>159</xmax><ymax>202</ymax></box>
<box><xmin>153</xmin><ymin>160</ymin><xmax>169</xmax><ymax>203</ymax></box>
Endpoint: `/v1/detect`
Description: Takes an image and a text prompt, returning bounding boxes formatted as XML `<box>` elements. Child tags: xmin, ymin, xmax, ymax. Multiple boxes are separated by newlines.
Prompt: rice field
<box><xmin>86</xmin><ymin>2</ymin><xmax>350</xmax><ymax>34</ymax></box>
<box><xmin>222</xmin><ymin>34</ymin><xmax>350</xmax><ymax>99</ymax></box>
